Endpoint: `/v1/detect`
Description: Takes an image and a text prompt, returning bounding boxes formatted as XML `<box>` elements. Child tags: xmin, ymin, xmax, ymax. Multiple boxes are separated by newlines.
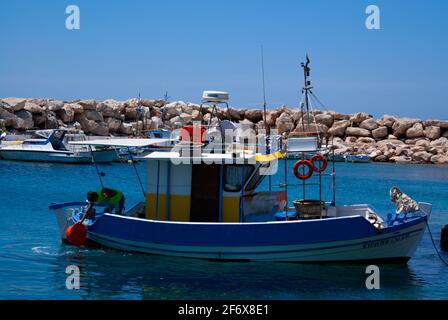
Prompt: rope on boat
<box><xmin>426</xmin><ymin>222</ymin><xmax>448</xmax><ymax>267</ymax></box>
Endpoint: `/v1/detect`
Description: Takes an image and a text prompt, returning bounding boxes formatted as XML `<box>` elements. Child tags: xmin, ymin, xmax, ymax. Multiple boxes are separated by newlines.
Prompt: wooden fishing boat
<box><xmin>50</xmin><ymin>59</ymin><xmax>431</xmax><ymax>264</ymax></box>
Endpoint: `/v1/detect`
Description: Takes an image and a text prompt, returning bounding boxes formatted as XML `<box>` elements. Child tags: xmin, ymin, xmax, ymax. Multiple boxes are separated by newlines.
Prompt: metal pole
<box><xmin>218</xmin><ymin>163</ymin><xmax>224</xmax><ymax>222</ymax></box>
<box><xmin>155</xmin><ymin>160</ymin><xmax>160</xmax><ymax>220</ymax></box>
<box><xmin>332</xmin><ymin>147</ymin><xmax>336</xmax><ymax>206</ymax></box>
<box><xmin>240</xmin><ymin>161</ymin><xmax>245</xmax><ymax>223</ymax></box>
<box><xmin>89</xmin><ymin>145</ymin><xmax>104</xmax><ymax>189</ymax></box>
<box><xmin>166</xmin><ymin>161</ymin><xmax>171</xmax><ymax>221</ymax></box>
<box><xmin>284</xmin><ymin>154</ymin><xmax>288</xmax><ymax>221</ymax></box>
<box><xmin>127</xmin><ymin>146</ymin><xmax>145</xmax><ymax>198</ymax></box>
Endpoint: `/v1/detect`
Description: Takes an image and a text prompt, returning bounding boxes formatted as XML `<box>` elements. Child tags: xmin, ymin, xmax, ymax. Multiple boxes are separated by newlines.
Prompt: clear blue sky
<box><xmin>1</xmin><ymin>0</ymin><xmax>447</xmax><ymax>119</ymax></box>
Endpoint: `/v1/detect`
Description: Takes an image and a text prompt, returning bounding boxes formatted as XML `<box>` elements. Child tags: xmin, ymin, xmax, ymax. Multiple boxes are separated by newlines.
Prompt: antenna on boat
<box><xmin>261</xmin><ymin>45</ymin><xmax>272</xmax><ymax>192</ymax></box>
<box><xmin>300</xmin><ymin>54</ymin><xmax>313</xmax><ymax>130</ymax></box>
<box><xmin>261</xmin><ymin>45</ymin><xmax>269</xmax><ymax>135</ymax></box>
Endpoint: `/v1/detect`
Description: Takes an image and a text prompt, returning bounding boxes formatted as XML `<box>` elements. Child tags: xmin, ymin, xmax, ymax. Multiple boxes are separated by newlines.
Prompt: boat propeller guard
<box><xmin>293</xmin><ymin>160</ymin><xmax>314</xmax><ymax>180</ymax></box>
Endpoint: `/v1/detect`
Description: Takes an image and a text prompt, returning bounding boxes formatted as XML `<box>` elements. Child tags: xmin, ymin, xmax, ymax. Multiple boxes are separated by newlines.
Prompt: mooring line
<box><xmin>426</xmin><ymin>222</ymin><xmax>448</xmax><ymax>267</ymax></box>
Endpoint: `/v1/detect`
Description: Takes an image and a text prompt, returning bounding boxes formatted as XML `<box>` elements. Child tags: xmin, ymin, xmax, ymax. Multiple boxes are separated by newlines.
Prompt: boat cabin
<box><xmin>143</xmin><ymin>151</ymin><xmax>282</xmax><ymax>223</ymax></box>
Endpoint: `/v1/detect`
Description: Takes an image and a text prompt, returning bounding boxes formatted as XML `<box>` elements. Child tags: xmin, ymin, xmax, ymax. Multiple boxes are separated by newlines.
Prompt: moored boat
<box><xmin>0</xmin><ymin>129</ymin><xmax>116</xmax><ymax>163</ymax></box>
<box><xmin>50</xmin><ymin>58</ymin><xmax>432</xmax><ymax>264</ymax></box>
<box><xmin>345</xmin><ymin>154</ymin><xmax>371</xmax><ymax>163</ymax></box>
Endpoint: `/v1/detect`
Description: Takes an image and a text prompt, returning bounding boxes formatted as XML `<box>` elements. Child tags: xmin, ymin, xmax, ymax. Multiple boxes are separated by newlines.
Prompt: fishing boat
<box><xmin>0</xmin><ymin>129</ymin><xmax>116</xmax><ymax>163</ymax></box>
<box><xmin>345</xmin><ymin>154</ymin><xmax>371</xmax><ymax>163</ymax></box>
<box><xmin>50</xmin><ymin>59</ymin><xmax>432</xmax><ymax>263</ymax></box>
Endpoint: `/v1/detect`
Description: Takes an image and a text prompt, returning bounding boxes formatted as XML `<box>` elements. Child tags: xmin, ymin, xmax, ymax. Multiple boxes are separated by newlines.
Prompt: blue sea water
<box><xmin>0</xmin><ymin>160</ymin><xmax>447</xmax><ymax>300</ymax></box>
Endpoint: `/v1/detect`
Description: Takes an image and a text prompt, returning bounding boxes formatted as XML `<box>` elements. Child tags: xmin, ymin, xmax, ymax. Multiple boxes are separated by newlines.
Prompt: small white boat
<box><xmin>345</xmin><ymin>154</ymin><xmax>371</xmax><ymax>163</ymax></box>
<box><xmin>0</xmin><ymin>129</ymin><xmax>116</xmax><ymax>163</ymax></box>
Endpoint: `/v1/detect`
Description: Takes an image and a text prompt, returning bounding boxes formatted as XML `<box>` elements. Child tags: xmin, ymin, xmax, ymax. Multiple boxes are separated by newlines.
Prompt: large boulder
<box><xmin>151</xmin><ymin>116</ymin><xmax>163</xmax><ymax>129</ymax></box>
<box><xmin>328</xmin><ymin>120</ymin><xmax>350</xmax><ymax>137</ymax></box>
<box><xmin>33</xmin><ymin>112</ymin><xmax>58</xmax><ymax>129</ymax></box>
<box><xmin>125</xmin><ymin>107</ymin><xmax>138</xmax><ymax>120</ymax></box>
<box><xmin>264</xmin><ymin>110</ymin><xmax>279</xmax><ymax>127</ymax></box>
<box><xmin>345</xmin><ymin>127</ymin><xmax>371</xmax><ymax>137</ymax></box>
<box><xmin>105</xmin><ymin>118</ymin><xmax>121</xmax><ymax>133</ymax></box>
<box><xmin>244</xmin><ymin>109</ymin><xmax>263</xmax><ymax>123</ymax></box>
<box><xmin>85</xmin><ymin>110</ymin><xmax>104</xmax><ymax>122</ymax></box>
<box><xmin>378</xmin><ymin>115</ymin><xmax>397</xmax><ymax>128</ymax></box>
<box><xmin>412</xmin><ymin>151</ymin><xmax>433</xmax><ymax>163</ymax></box>
<box><xmin>45</xmin><ymin>100</ymin><xmax>64</xmax><ymax>112</ymax></box>
<box><xmin>424</xmin><ymin>126</ymin><xmax>441</xmax><ymax>140</ymax></box>
<box><xmin>275</xmin><ymin>112</ymin><xmax>294</xmax><ymax>134</ymax></box>
<box><xmin>118</xmin><ymin>122</ymin><xmax>134</xmax><ymax>135</ymax></box>
<box><xmin>15</xmin><ymin>110</ymin><xmax>34</xmax><ymax>129</ymax></box>
<box><xmin>359</xmin><ymin>118</ymin><xmax>378</xmax><ymax>131</ymax></box>
<box><xmin>430</xmin><ymin>137</ymin><xmax>448</xmax><ymax>148</ymax></box>
<box><xmin>424</xmin><ymin>120</ymin><xmax>448</xmax><ymax>129</ymax></box>
<box><xmin>191</xmin><ymin>110</ymin><xmax>202</xmax><ymax>121</ymax></box>
<box><xmin>1</xmin><ymin>98</ymin><xmax>26</xmax><ymax>111</ymax></box>
<box><xmin>90</xmin><ymin>122</ymin><xmax>109</xmax><ymax>136</ymax></box>
<box><xmin>328</xmin><ymin>111</ymin><xmax>350</xmax><ymax>120</ymax></box>
<box><xmin>431</xmin><ymin>154</ymin><xmax>448</xmax><ymax>164</ymax></box>
<box><xmin>98</xmin><ymin>99</ymin><xmax>124</xmax><ymax>118</ymax></box>
<box><xmin>392</xmin><ymin>118</ymin><xmax>420</xmax><ymax>138</ymax></box>
<box><xmin>0</xmin><ymin>108</ymin><xmax>17</xmax><ymax>127</ymax></box>
<box><xmin>372</xmin><ymin>126</ymin><xmax>388</xmax><ymax>139</ymax></box>
<box><xmin>56</xmin><ymin>105</ymin><xmax>75</xmax><ymax>123</ymax></box>
<box><xmin>294</xmin><ymin>123</ymin><xmax>328</xmax><ymax>135</ymax></box>
<box><xmin>161</xmin><ymin>102</ymin><xmax>182</xmax><ymax>118</ymax></box>
<box><xmin>179</xmin><ymin>112</ymin><xmax>192</xmax><ymax>124</ymax></box>
<box><xmin>406</xmin><ymin>123</ymin><xmax>424</xmax><ymax>139</ymax></box>
<box><xmin>314</xmin><ymin>113</ymin><xmax>334</xmax><ymax>127</ymax></box>
<box><xmin>350</xmin><ymin>112</ymin><xmax>371</xmax><ymax>125</ymax></box>
<box><xmin>24</xmin><ymin>101</ymin><xmax>44</xmax><ymax>114</ymax></box>
<box><xmin>226</xmin><ymin>107</ymin><xmax>242</xmax><ymax>121</ymax></box>
<box><xmin>65</xmin><ymin>103</ymin><xmax>84</xmax><ymax>114</ymax></box>
<box><xmin>78</xmin><ymin>99</ymin><xmax>97</xmax><ymax>111</ymax></box>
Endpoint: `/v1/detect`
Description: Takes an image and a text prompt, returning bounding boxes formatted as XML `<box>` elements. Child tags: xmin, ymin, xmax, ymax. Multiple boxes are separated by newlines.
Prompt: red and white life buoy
<box><xmin>293</xmin><ymin>160</ymin><xmax>314</xmax><ymax>180</ymax></box>
<box><xmin>310</xmin><ymin>154</ymin><xmax>328</xmax><ymax>173</ymax></box>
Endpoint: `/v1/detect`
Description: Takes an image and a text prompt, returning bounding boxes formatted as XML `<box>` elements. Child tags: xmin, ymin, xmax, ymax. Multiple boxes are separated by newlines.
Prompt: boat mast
<box><xmin>261</xmin><ymin>45</ymin><xmax>268</xmax><ymax>135</ymax></box>
<box><xmin>300</xmin><ymin>55</ymin><xmax>313</xmax><ymax>131</ymax></box>
<box><xmin>261</xmin><ymin>45</ymin><xmax>272</xmax><ymax>192</ymax></box>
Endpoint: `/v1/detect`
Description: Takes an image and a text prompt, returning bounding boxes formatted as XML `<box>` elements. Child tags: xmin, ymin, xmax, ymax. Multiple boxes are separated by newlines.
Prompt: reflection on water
<box><xmin>47</xmin><ymin>245</ymin><xmax>428</xmax><ymax>300</ymax></box>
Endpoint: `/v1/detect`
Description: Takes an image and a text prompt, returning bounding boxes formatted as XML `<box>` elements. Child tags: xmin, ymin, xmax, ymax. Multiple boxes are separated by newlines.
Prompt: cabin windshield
<box><xmin>49</xmin><ymin>131</ymin><xmax>66</xmax><ymax>150</ymax></box>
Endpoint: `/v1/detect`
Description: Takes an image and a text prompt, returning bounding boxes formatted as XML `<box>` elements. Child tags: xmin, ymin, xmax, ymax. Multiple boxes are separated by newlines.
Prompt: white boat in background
<box><xmin>0</xmin><ymin>129</ymin><xmax>117</xmax><ymax>163</ymax></box>
<box><xmin>345</xmin><ymin>154</ymin><xmax>371</xmax><ymax>163</ymax></box>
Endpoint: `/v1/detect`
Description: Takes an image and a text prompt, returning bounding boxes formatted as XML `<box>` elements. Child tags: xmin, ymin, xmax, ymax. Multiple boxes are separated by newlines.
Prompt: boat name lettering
<box><xmin>363</xmin><ymin>233</ymin><xmax>410</xmax><ymax>249</ymax></box>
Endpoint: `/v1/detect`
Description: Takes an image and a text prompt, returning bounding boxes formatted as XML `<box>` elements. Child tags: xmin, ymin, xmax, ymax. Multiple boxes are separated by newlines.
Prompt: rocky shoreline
<box><xmin>1</xmin><ymin>97</ymin><xmax>448</xmax><ymax>164</ymax></box>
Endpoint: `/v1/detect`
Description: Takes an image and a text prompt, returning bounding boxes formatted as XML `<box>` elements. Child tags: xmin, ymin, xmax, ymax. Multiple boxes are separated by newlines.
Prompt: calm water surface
<box><xmin>0</xmin><ymin>160</ymin><xmax>447</xmax><ymax>299</ymax></box>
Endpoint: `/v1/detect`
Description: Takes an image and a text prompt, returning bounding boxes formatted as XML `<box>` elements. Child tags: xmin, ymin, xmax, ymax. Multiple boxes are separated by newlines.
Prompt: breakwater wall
<box><xmin>1</xmin><ymin>97</ymin><xmax>447</xmax><ymax>164</ymax></box>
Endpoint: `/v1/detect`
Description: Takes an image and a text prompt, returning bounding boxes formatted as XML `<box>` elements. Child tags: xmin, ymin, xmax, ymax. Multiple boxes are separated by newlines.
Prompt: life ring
<box><xmin>310</xmin><ymin>154</ymin><xmax>328</xmax><ymax>173</ymax></box>
<box><xmin>293</xmin><ymin>160</ymin><xmax>314</xmax><ymax>180</ymax></box>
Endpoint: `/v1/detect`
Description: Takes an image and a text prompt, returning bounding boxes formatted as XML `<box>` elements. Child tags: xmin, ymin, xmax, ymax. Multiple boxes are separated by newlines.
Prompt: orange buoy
<box><xmin>310</xmin><ymin>154</ymin><xmax>328</xmax><ymax>173</ymax></box>
<box><xmin>66</xmin><ymin>222</ymin><xmax>87</xmax><ymax>246</ymax></box>
<box><xmin>293</xmin><ymin>160</ymin><xmax>314</xmax><ymax>180</ymax></box>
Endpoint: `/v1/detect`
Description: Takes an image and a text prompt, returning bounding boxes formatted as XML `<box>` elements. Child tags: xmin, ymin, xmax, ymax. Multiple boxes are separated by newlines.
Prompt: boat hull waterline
<box><xmin>51</xmin><ymin>203</ymin><xmax>429</xmax><ymax>263</ymax></box>
<box><xmin>0</xmin><ymin>149</ymin><xmax>117</xmax><ymax>163</ymax></box>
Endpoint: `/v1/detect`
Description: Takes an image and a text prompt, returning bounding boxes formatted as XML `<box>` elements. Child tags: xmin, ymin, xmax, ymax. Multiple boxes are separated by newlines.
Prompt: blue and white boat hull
<box><xmin>51</xmin><ymin>202</ymin><xmax>431</xmax><ymax>263</ymax></box>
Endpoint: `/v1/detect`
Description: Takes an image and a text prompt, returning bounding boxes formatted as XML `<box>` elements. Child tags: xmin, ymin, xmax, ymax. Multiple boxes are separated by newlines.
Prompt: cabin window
<box><xmin>223</xmin><ymin>165</ymin><xmax>254</xmax><ymax>192</ymax></box>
